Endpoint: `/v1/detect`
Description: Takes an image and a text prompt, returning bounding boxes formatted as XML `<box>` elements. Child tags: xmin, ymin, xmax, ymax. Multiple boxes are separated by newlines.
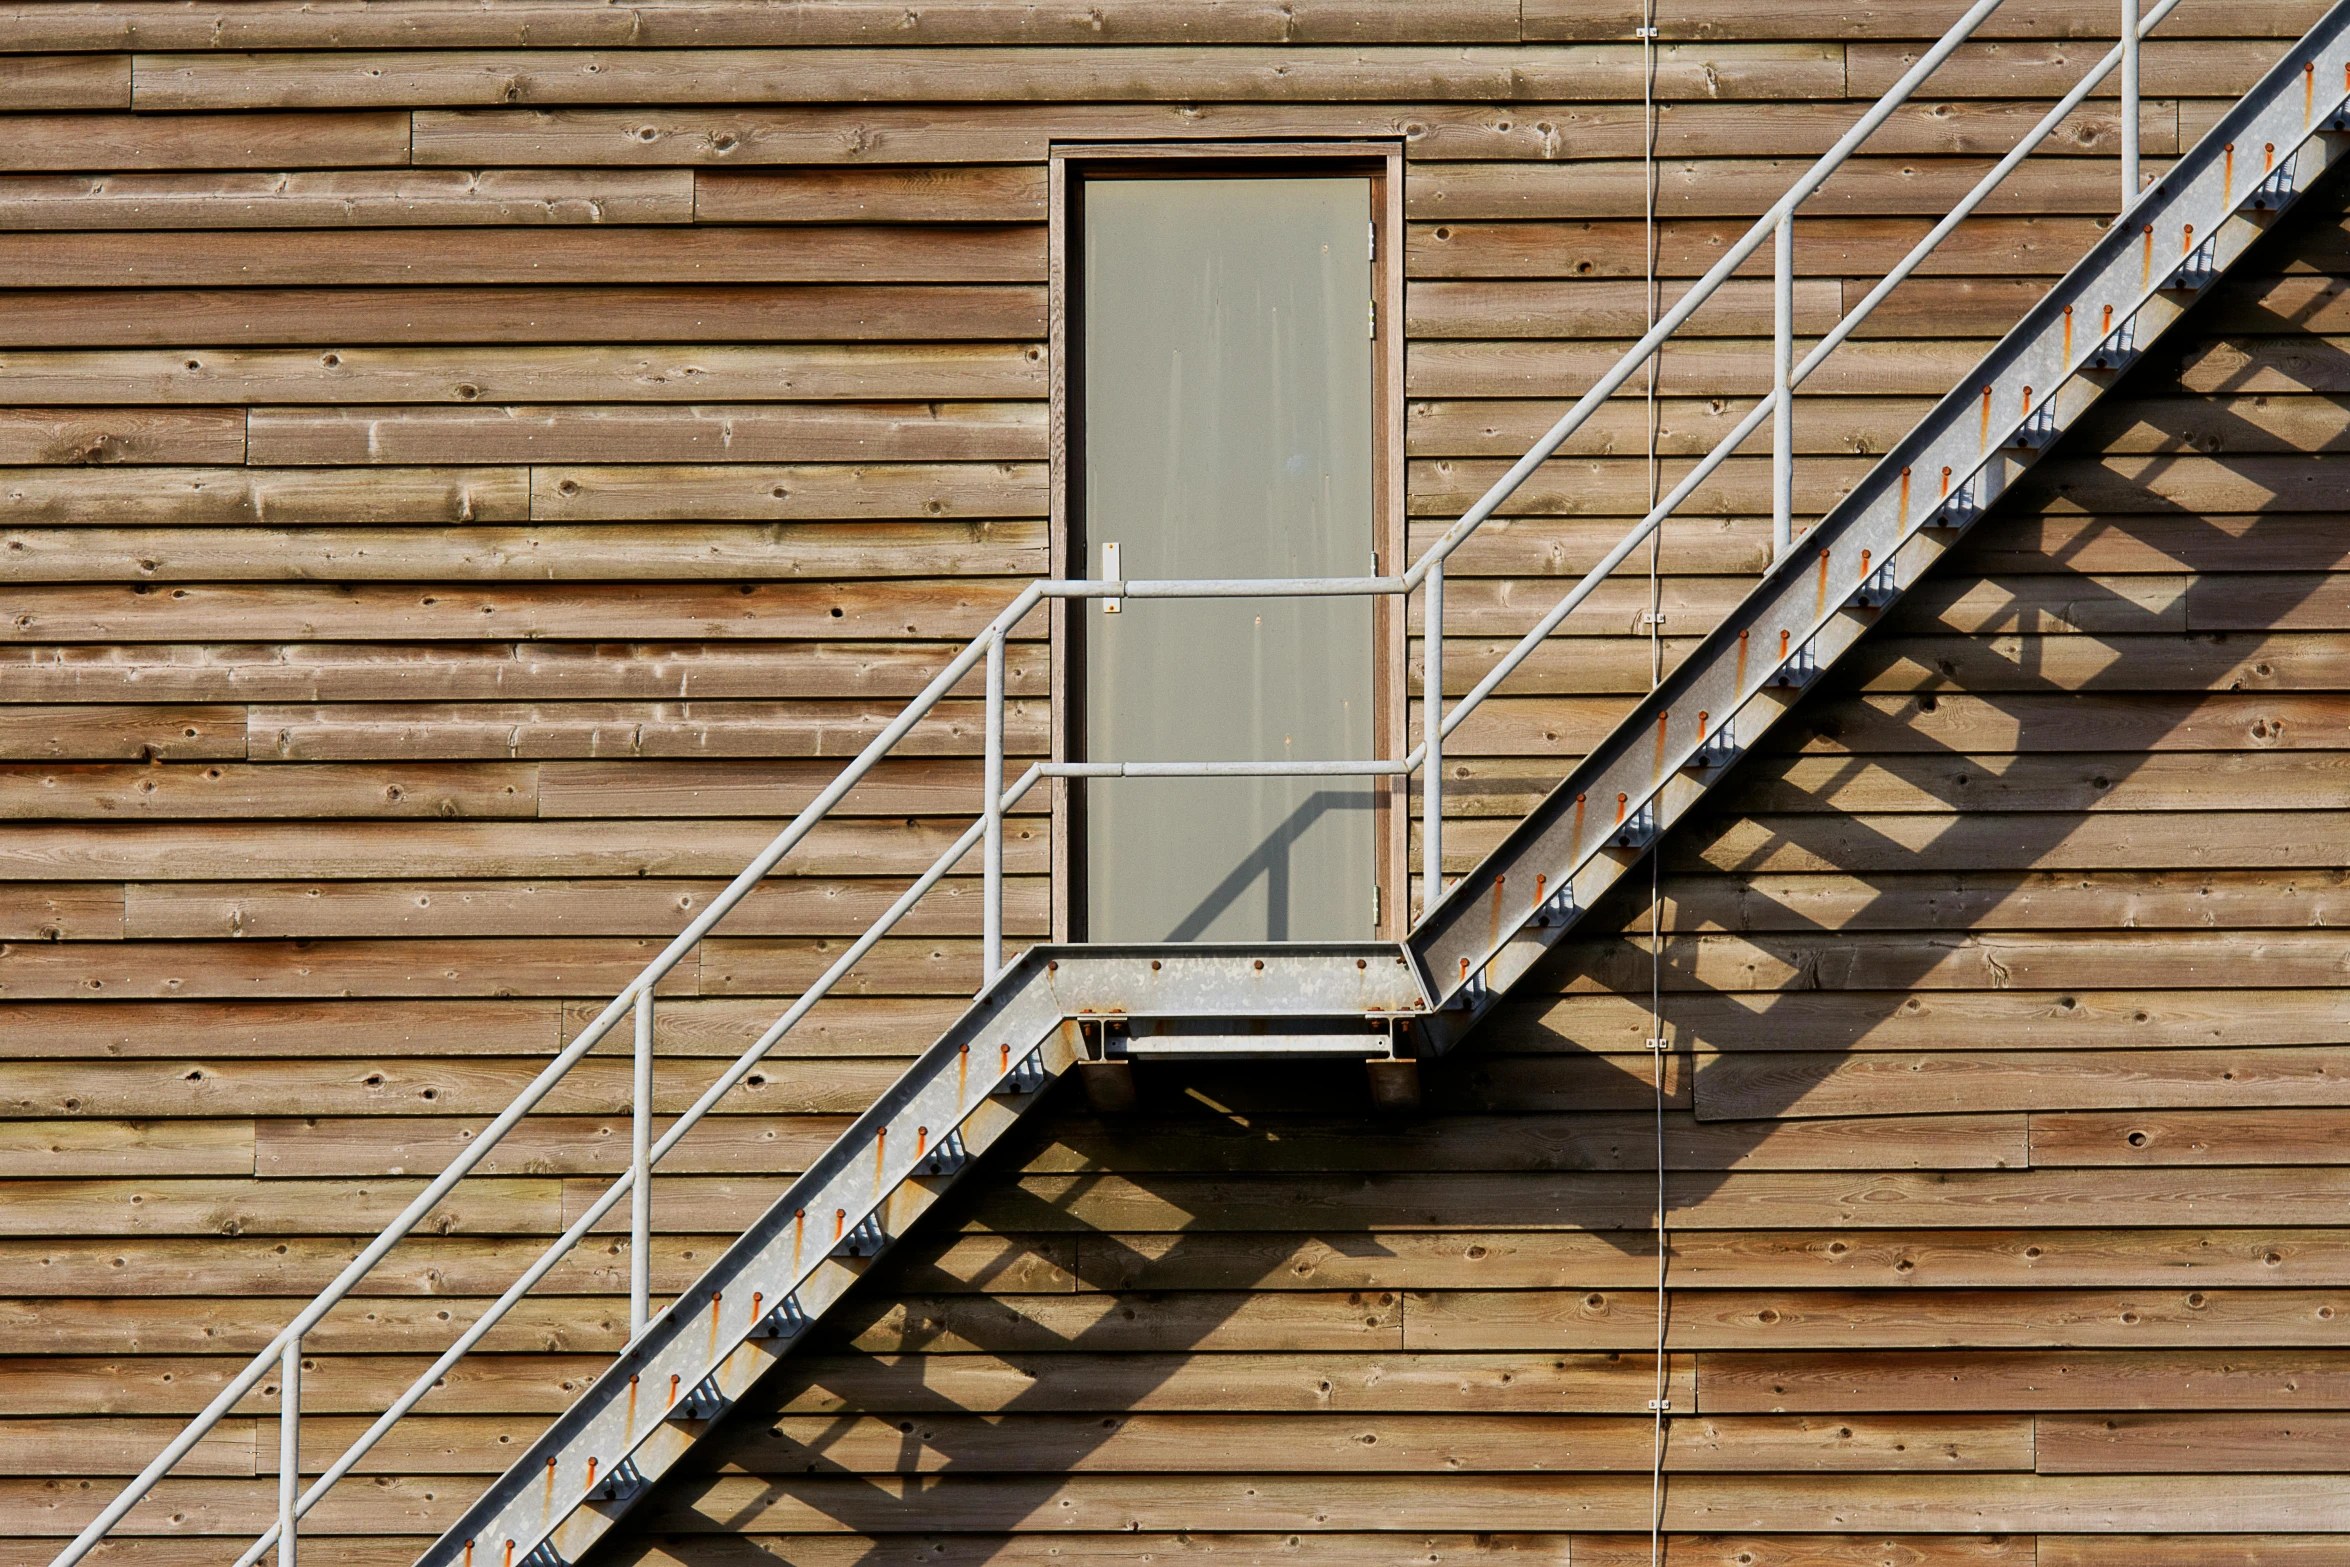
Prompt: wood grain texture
<box><xmin>5</xmin><ymin>3</ymin><xmax>2346</xmax><ymax>1558</ymax></box>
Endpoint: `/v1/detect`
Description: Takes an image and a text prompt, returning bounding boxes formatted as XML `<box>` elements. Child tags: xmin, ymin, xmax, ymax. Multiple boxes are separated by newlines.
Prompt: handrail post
<box><xmin>277</xmin><ymin>1336</ymin><xmax>300</xmax><ymax>1567</ymax></box>
<box><xmin>2122</xmin><ymin>0</ymin><xmax>2142</xmax><ymax>205</ymax></box>
<box><xmin>628</xmin><ymin>987</ymin><xmax>653</xmax><ymax>1339</ymax></box>
<box><xmin>1422</xmin><ymin>561</ymin><xmax>1444</xmax><ymax>914</ymax></box>
<box><xmin>982</xmin><ymin>628</ymin><xmax>1005</xmax><ymax>985</ymax></box>
<box><xmin>1772</xmin><ymin>207</ymin><xmax>1795</xmax><ymax>561</ymax></box>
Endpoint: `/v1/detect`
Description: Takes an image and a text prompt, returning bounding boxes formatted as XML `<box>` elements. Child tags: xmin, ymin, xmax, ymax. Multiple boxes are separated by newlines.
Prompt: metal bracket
<box><xmin>1846</xmin><ymin>557</ymin><xmax>1898</xmax><ymax>610</ymax></box>
<box><xmin>2161</xmin><ymin>236</ymin><xmax>2219</xmax><ymax>292</ymax></box>
<box><xmin>832</xmin><ymin>1211</ymin><xmax>886</xmax><ymax>1259</ymax></box>
<box><xmin>1607</xmin><ymin>798</ymin><xmax>1658</xmax><ymax>850</ymax></box>
<box><xmin>1648</xmin><ymin>1398</ymin><xmax>1673</xmax><ymax>1412</ymax></box>
<box><xmin>1766</xmin><ymin>636</ymin><xmax>1820</xmax><ymax>688</ymax></box>
<box><xmin>749</xmin><ymin>1293</ymin><xmax>808</xmax><ymax>1340</ymax></box>
<box><xmin>1684</xmin><ymin>717</ymin><xmax>1738</xmax><ymax>771</ymax></box>
<box><xmin>667</xmin><ymin>1376</ymin><xmax>728</xmax><ymax>1424</ymax></box>
<box><xmin>1922</xmin><ymin>480</ymin><xmax>1978</xmax><ymax>531</ymax></box>
<box><xmin>992</xmin><ymin>1047</ymin><xmax>1048</xmax><ymax>1097</ymax></box>
<box><xmin>517</xmin><ymin>1544</ymin><xmax>569</xmax><ymax>1567</ymax></box>
<box><xmin>2002</xmin><ymin>403</ymin><xmax>2056</xmax><ymax>450</ymax></box>
<box><xmin>2240</xmin><ymin>161</ymin><xmax>2297</xmax><ymax>212</ymax></box>
<box><xmin>1529</xmin><ymin>878</ymin><xmax>1578</xmax><ymax>930</ymax></box>
<box><xmin>586</xmin><ymin>1456</ymin><xmax>647</xmax><ymax>1505</ymax></box>
<box><xmin>917</xmin><ymin>1127</ymin><xmax>969</xmax><ymax>1177</ymax></box>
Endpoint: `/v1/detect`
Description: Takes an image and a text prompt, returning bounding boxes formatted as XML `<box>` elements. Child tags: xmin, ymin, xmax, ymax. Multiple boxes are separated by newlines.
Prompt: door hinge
<box><xmin>1368</xmin><ymin>299</ymin><xmax>1377</xmax><ymax>339</ymax></box>
<box><xmin>1372</xmin><ymin>883</ymin><xmax>1382</xmax><ymax>929</ymax></box>
<box><xmin>1368</xmin><ymin>220</ymin><xmax>1377</xmax><ymax>262</ymax></box>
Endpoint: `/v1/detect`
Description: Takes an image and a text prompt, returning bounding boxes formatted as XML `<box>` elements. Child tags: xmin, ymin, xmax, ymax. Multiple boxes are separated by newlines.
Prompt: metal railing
<box><xmin>52</xmin><ymin>1</ymin><xmax>2189</xmax><ymax>1559</ymax></box>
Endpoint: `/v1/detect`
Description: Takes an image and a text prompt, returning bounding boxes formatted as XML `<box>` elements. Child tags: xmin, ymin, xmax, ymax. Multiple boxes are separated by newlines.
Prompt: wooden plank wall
<box><xmin>0</xmin><ymin>0</ymin><xmax>2340</xmax><ymax>1562</ymax></box>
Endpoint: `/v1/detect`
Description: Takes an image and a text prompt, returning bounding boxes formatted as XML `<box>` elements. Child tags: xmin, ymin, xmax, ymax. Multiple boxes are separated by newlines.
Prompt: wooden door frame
<box><xmin>1047</xmin><ymin>140</ymin><xmax>1408</xmax><ymax>943</ymax></box>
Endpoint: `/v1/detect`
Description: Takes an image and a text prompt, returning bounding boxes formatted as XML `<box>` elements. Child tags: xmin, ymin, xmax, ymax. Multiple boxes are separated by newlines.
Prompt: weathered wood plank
<box><xmin>0</xmin><ymin>227</ymin><xmax>1044</xmax><ymax>287</ymax></box>
<box><xmin>0</xmin><ymin>407</ymin><xmax>243</xmax><ymax>465</ymax></box>
<box><xmin>0</xmin><ymin>284</ymin><xmax>1044</xmax><ymax>347</ymax></box>
<box><xmin>725</xmin><ymin>1410</ymin><xmax>2029</xmax><ymax>1473</ymax></box>
<box><xmin>0</xmin><ymin>1350</ymin><xmax>608</xmax><ymax>1416</ymax></box>
<box><xmin>1567</xmin><ymin>929</ymin><xmax>2350</xmax><ymax>996</ymax></box>
<box><xmin>246</xmin><ymin>698</ymin><xmax>1045</xmax><ymax>761</ymax></box>
<box><xmin>0</xmin><ymin>170</ymin><xmax>695</xmax><ymax>228</ymax></box>
<box><xmin>969</xmin><ymin>1167</ymin><xmax>2350</xmax><ymax>1232</ymax></box>
<box><xmin>0</xmin><ymin>817</ymin><xmax>1032</xmax><ymax>880</ymax></box>
<box><xmin>1</xmin><ymin>762</ymin><xmax>537</xmax><ymax>821</ymax></box>
<box><xmin>0</xmin><ymin>54</ymin><xmax>128</xmax><ymax>108</ymax></box>
<box><xmin>751</xmin><ymin>1350</ymin><xmax>1691</xmax><ymax>1417</ymax></box>
<box><xmin>1651</xmin><ymin>868</ymin><xmax>2350</xmax><ymax>932</ymax></box>
<box><xmin>0</xmin><ymin>706</ymin><xmax>242</xmax><ymax>763</ymax></box>
<box><xmin>7</xmin><ymin>1</ymin><xmax>1531</xmax><ymax>49</ymax></box>
<box><xmin>398</xmin><ymin>97</ymin><xmax>2162</xmax><ymax>168</ymax></box>
<box><xmin>0</xmin><ymin>1118</ymin><xmax>251</xmax><ymax>1177</ymax></box>
<box><xmin>254</xmin><ymin>1112</ymin><xmax>849</xmax><ymax>1176</ymax></box>
<box><xmin>132</xmin><ymin>46</ymin><xmax>1847</xmax><ymax>111</ymax></box>
<box><xmin>695</xmin><ymin>165</ymin><xmax>1047</xmax><ymax>223</ymax></box>
<box><xmin>0</xmin><ymin>882</ymin><xmax>121</xmax><ymax>939</ymax></box>
<box><xmin>2030</xmin><ymin>1107</ymin><xmax>2350</xmax><ymax>1166</ymax></box>
<box><xmin>0</xmin><ymin>643</ymin><xmax>1046</xmax><ymax>705</ymax></box>
<box><xmin>1846</xmin><ymin>39</ymin><xmax>2285</xmax><ymax>97</ymax></box>
<box><xmin>1696</xmin><ymin>1348</ymin><xmax>2350</xmax><ymax>1411</ymax></box>
<box><xmin>0</xmin><ymin>1053</ymin><xmax>904</xmax><ymax>1115</ymax></box>
<box><xmin>125</xmin><ymin>875</ymin><xmax>1045</xmax><ymax>939</ymax></box>
<box><xmin>2039</xmin><ymin>1535</ymin><xmax>2350</xmax><ymax>1566</ymax></box>
<box><xmin>2</xmin><ymin>465</ymin><xmax>529</xmax><ymax>525</ymax></box>
<box><xmin>0</xmin><ymin>934</ymin><xmax>982</xmax><ymax>999</ymax></box>
<box><xmin>0</xmin><ymin>110</ymin><xmax>411</xmax><ymax>170</ymax></box>
<box><xmin>1671</xmin><ymin>810</ymin><xmax>2350</xmax><ymax>874</ymax></box>
<box><xmin>1501</xmin><ymin>988</ymin><xmax>2350</xmax><ymax>1054</ymax></box>
<box><xmin>247</xmin><ymin>402</ymin><xmax>1045</xmax><ymax>465</ymax></box>
<box><xmin>0</xmin><ymin>999</ymin><xmax>565</xmax><ymax>1059</ymax></box>
<box><xmin>1695</xmin><ymin>1047</ymin><xmax>2350</xmax><ymax>1121</ymax></box>
<box><xmin>2</xmin><ymin>1230</ymin><xmax>1068</xmax><ymax>1299</ymax></box>
<box><xmin>0</xmin><ymin>345</ymin><xmax>1044</xmax><ymax>404</ymax></box>
<box><xmin>2037</xmin><ymin>1411</ymin><xmax>2350</xmax><ymax>1472</ymax></box>
<box><xmin>0</xmin><ymin>523</ymin><xmax>1046</xmax><ymax>582</ymax></box>
<box><xmin>0</xmin><ymin>1417</ymin><xmax>251</xmax><ymax>1478</ymax></box>
<box><xmin>614</xmin><ymin>1469</ymin><xmax>2350</xmax><ymax>1536</ymax></box>
<box><xmin>1714</xmin><ymin>753</ymin><xmax>2350</xmax><ymax>815</ymax></box>
<box><xmin>1851</xmin><ymin>631</ymin><xmax>2350</xmax><ymax>694</ymax></box>
<box><xmin>5</xmin><ymin>581</ymin><xmax>1051</xmax><ymax>644</ymax></box>
<box><xmin>1773</xmin><ymin>692</ymin><xmax>2350</xmax><ymax>755</ymax></box>
<box><xmin>1018</xmin><ymin>1111</ymin><xmax>2023</xmax><ymax>1173</ymax></box>
<box><xmin>1532</xmin><ymin>0</ymin><xmax>2323</xmax><ymax>38</ymax></box>
<box><xmin>0</xmin><ymin>1176</ymin><xmax>563</xmax><ymax>1237</ymax></box>
<box><xmin>534</xmin><ymin>463</ymin><xmax>1045</xmax><ymax>521</ymax></box>
<box><xmin>1073</xmin><ymin>1225</ymin><xmax>2350</xmax><ymax>1291</ymax></box>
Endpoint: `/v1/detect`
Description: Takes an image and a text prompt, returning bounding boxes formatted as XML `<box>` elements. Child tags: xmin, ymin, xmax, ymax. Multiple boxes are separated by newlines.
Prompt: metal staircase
<box><xmin>51</xmin><ymin>0</ymin><xmax>2350</xmax><ymax>1562</ymax></box>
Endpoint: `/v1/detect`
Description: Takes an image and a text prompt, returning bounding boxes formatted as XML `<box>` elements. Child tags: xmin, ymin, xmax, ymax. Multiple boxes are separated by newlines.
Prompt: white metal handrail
<box><xmin>52</xmin><ymin>0</ymin><xmax>2195</xmax><ymax>1557</ymax></box>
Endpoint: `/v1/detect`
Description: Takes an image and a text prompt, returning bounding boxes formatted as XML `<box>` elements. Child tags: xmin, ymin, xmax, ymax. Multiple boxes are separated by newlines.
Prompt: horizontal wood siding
<box><xmin>1</xmin><ymin>1</ymin><xmax>2342</xmax><ymax>1562</ymax></box>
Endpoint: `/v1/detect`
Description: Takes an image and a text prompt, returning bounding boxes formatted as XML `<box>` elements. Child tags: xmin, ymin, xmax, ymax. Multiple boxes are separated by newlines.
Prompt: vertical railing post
<box><xmin>277</xmin><ymin>1336</ymin><xmax>300</xmax><ymax>1567</ymax></box>
<box><xmin>628</xmin><ymin>986</ymin><xmax>653</xmax><ymax>1339</ymax></box>
<box><xmin>2121</xmin><ymin>0</ymin><xmax>2142</xmax><ymax>206</ymax></box>
<box><xmin>1422</xmin><ymin>562</ymin><xmax>1444</xmax><ymax>914</ymax></box>
<box><xmin>1771</xmin><ymin>207</ymin><xmax>1795</xmax><ymax>561</ymax></box>
<box><xmin>982</xmin><ymin>627</ymin><xmax>1005</xmax><ymax>986</ymax></box>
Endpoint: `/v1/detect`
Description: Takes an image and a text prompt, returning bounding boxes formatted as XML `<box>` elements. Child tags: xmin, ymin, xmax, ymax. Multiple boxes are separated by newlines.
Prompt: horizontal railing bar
<box><xmin>1047</xmin><ymin>760</ymin><xmax>1411</xmax><ymax>777</ymax></box>
<box><xmin>1046</xmin><ymin>576</ymin><xmax>1407</xmax><ymax>598</ymax></box>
